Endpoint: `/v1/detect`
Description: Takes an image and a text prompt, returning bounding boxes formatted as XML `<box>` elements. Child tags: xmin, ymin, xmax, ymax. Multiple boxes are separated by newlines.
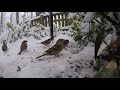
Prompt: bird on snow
<box><xmin>63</xmin><ymin>39</ymin><xmax>69</xmax><ymax>48</ymax></box>
<box><xmin>36</xmin><ymin>37</ymin><xmax>55</xmax><ymax>46</ymax></box>
<box><xmin>36</xmin><ymin>39</ymin><xmax>65</xmax><ymax>59</ymax></box>
<box><xmin>41</xmin><ymin>38</ymin><xmax>54</xmax><ymax>45</ymax></box>
<box><xmin>56</xmin><ymin>39</ymin><xmax>69</xmax><ymax>48</ymax></box>
<box><xmin>2</xmin><ymin>40</ymin><xmax>8</xmax><ymax>52</ymax></box>
<box><xmin>18</xmin><ymin>40</ymin><xmax>28</xmax><ymax>55</ymax></box>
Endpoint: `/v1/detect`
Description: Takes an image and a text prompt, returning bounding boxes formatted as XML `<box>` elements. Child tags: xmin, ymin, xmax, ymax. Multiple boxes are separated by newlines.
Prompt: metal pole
<box><xmin>50</xmin><ymin>12</ymin><xmax>54</xmax><ymax>39</ymax></box>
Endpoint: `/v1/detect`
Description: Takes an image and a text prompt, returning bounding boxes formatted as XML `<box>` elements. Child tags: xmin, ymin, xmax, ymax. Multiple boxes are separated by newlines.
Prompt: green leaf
<box><xmin>91</xmin><ymin>22</ymin><xmax>96</xmax><ymax>31</ymax></box>
<box><xmin>68</xmin><ymin>18</ymin><xmax>73</xmax><ymax>25</ymax></box>
<box><xmin>73</xmin><ymin>16</ymin><xmax>77</xmax><ymax>20</ymax></box>
<box><xmin>76</xmin><ymin>28</ymin><xmax>81</xmax><ymax>34</ymax></box>
<box><xmin>101</xmin><ymin>16</ymin><xmax>105</xmax><ymax>25</ymax></box>
<box><xmin>71</xmin><ymin>27</ymin><xmax>75</xmax><ymax>30</ymax></box>
<box><xmin>73</xmin><ymin>22</ymin><xmax>77</xmax><ymax>29</ymax></box>
<box><xmin>74</xmin><ymin>34</ymin><xmax>82</xmax><ymax>41</ymax></box>
<box><xmin>76</xmin><ymin>28</ymin><xmax>80</xmax><ymax>32</ymax></box>
<box><xmin>95</xmin><ymin>27</ymin><xmax>106</xmax><ymax>59</ymax></box>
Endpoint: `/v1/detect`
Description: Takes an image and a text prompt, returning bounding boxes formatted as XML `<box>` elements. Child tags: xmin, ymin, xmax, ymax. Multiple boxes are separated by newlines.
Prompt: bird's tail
<box><xmin>36</xmin><ymin>54</ymin><xmax>46</xmax><ymax>59</ymax></box>
<box><xmin>18</xmin><ymin>51</ymin><xmax>21</xmax><ymax>55</ymax></box>
<box><xmin>36</xmin><ymin>43</ymin><xmax>40</xmax><ymax>44</ymax></box>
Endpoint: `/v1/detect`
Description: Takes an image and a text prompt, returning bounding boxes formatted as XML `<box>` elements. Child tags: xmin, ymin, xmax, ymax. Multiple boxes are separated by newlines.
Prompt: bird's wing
<box><xmin>41</xmin><ymin>38</ymin><xmax>51</xmax><ymax>44</ymax></box>
<box><xmin>45</xmin><ymin>44</ymin><xmax>62</xmax><ymax>53</ymax></box>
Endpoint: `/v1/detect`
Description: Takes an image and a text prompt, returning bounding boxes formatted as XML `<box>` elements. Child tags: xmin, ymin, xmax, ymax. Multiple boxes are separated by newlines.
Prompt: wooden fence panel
<box><xmin>44</xmin><ymin>16</ymin><xmax>47</xmax><ymax>27</ymax></box>
<box><xmin>58</xmin><ymin>14</ymin><xmax>61</xmax><ymax>27</ymax></box>
<box><xmin>61</xmin><ymin>14</ymin><xmax>64</xmax><ymax>27</ymax></box>
<box><xmin>30</xmin><ymin>12</ymin><xmax>69</xmax><ymax>28</ymax></box>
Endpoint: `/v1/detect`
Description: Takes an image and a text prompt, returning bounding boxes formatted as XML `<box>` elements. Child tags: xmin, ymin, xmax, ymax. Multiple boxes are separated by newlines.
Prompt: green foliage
<box><xmin>74</xmin><ymin>35</ymin><xmax>82</xmax><ymax>42</ymax></box>
<box><xmin>91</xmin><ymin>22</ymin><xmax>96</xmax><ymax>31</ymax></box>
<box><xmin>95</xmin><ymin>26</ymin><xmax>106</xmax><ymax>59</ymax></box>
<box><xmin>71</xmin><ymin>27</ymin><xmax>75</xmax><ymax>30</ymax></box>
<box><xmin>68</xmin><ymin>18</ymin><xmax>73</xmax><ymax>25</ymax></box>
<box><xmin>7</xmin><ymin>22</ymin><xmax>14</xmax><ymax>31</ymax></box>
<box><xmin>73</xmin><ymin>22</ymin><xmax>77</xmax><ymax>28</ymax></box>
<box><xmin>94</xmin><ymin>58</ymin><xmax>106</xmax><ymax>71</ymax></box>
<box><xmin>94</xmin><ymin>15</ymin><xmax>110</xmax><ymax>59</ymax></box>
<box><xmin>73</xmin><ymin>16</ymin><xmax>77</xmax><ymax>20</ymax></box>
<box><xmin>70</xmin><ymin>21</ymin><xmax>82</xmax><ymax>42</ymax></box>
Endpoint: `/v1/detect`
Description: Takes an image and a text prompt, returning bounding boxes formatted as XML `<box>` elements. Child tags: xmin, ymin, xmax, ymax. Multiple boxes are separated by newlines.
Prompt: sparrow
<box><xmin>36</xmin><ymin>40</ymin><xmax>64</xmax><ymax>59</ymax></box>
<box><xmin>18</xmin><ymin>40</ymin><xmax>28</xmax><ymax>55</ymax></box>
<box><xmin>2</xmin><ymin>40</ymin><xmax>8</xmax><ymax>52</ymax></box>
<box><xmin>37</xmin><ymin>37</ymin><xmax>55</xmax><ymax>46</ymax></box>
<box><xmin>56</xmin><ymin>39</ymin><xmax>65</xmax><ymax>44</ymax></box>
<box><xmin>41</xmin><ymin>38</ymin><xmax>53</xmax><ymax>45</ymax></box>
<box><xmin>56</xmin><ymin>39</ymin><xmax>69</xmax><ymax>48</ymax></box>
<box><xmin>63</xmin><ymin>39</ymin><xmax>69</xmax><ymax>48</ymax></box>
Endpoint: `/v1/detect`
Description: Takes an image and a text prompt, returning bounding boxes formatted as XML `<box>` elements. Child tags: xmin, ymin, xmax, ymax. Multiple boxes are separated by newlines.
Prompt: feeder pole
<box><xmin>50</xmin><ymin>12</ymin><xmax>54</xmax><ymax>39</ymax></box>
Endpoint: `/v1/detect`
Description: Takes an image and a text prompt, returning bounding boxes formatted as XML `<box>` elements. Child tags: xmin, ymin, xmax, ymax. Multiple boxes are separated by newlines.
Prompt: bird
<box><xmin>41</xmin><ymin>38</ymin><xmax>53</xmax><ymax>45</ymax></box>
<box><xmin>18</xmin><ymin>40</ymin><xmax>28</xmax><ymax>55</ymax></box>
<box><xmin>63</xmin><ymin>39</ymin><xmax>69</xmax><ymax>48</ymax></box>
<box><xmin>37</xmin><ymin>37</ymin><xmax>55</xmax><ymax>46</ymax></box>
<box><xmin>56</xmin><ymin>39</ymin><xmax>69</xmax><ymax>48</ymax></box>
<box><xmin>2</xmin><ymin>40</ymin><xmax>8</xmax><ymax>52</ymax></box>
<box><xmin>36</xmin><ymin>40</ymin><xmax>64</xmax><ymax>59</ymax></box>
<box><xmin>56</xmin><ymin>39</ymin><xmax>65</xmax><ymax>44</ymax></box>
<box><xmin>37</xmin><ymin>38</ymin><xmax>54</xmax><ymax>46</ymax></box>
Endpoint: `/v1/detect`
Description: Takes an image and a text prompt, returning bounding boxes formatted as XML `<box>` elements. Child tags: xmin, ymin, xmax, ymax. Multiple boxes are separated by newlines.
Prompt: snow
<box><xmin>80</xmin><ymin>22</ymin><xmax>90</xmax><ymax>32</ymax></box>
<box><xmin>83</xmin><ymin>12</ymin><xmax>96</xmax><ymax>22</ymax></box>
<box><xmin>0</xmin><ymin>12</ymin><xmax>98</xmax><ymax>78</ymax></box>
<box><xmin>0</xmin><ymin>29</ymin><xmax>95</xmax><ymax>78</ymax></box>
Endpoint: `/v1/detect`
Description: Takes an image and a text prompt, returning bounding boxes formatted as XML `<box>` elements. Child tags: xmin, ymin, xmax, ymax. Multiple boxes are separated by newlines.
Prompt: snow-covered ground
<box><xmin>0</xmin><ymin>30</ymin><xmax>95</xmax><ymax>78</ymax></box>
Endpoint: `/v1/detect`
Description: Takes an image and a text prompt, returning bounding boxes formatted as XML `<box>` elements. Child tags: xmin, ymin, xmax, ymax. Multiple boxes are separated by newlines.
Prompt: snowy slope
<box><xmin>0</xmin><ymin>31</ymin><xmax>95</xmax><ymax>78</ymax></box>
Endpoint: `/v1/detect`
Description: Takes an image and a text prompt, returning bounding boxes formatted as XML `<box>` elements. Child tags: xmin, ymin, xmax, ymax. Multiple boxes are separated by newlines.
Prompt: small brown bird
<box><xmin>37</xmin><ymin>37</ymin><xmax>54</xmax><ymax>46</ymax></box>
<box><xmin>18</xmin><ymin>40</ymin><xmax>28</xmax><ymax>55</ymax></box>
<box><xmin>2</xmin><ymin>40</ymin><xmax>8</xmax><ymax>52</ymax></box>
<box><xmin>36</xmin><ymin>40</ymin><xmax>64</xmax><ymax>59</ymax></box>
<box><xmin>56</xmin><ymin>39</ymin><xmax>65</xmax><ymax>44</ymax></box>
<box><xmin>56</xmin><ymin>39</ymin><xmax>69</xmax><ymax>48</ymax></box>
<box><xmin>63</xmin><ymin>40</ymin><xmax>69</xmax><ymax>48</ymax></box>
<box><xmin>41</xmin><ymin>38</ymin><xmax>53</xmax><ymax>45</ymax></box>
